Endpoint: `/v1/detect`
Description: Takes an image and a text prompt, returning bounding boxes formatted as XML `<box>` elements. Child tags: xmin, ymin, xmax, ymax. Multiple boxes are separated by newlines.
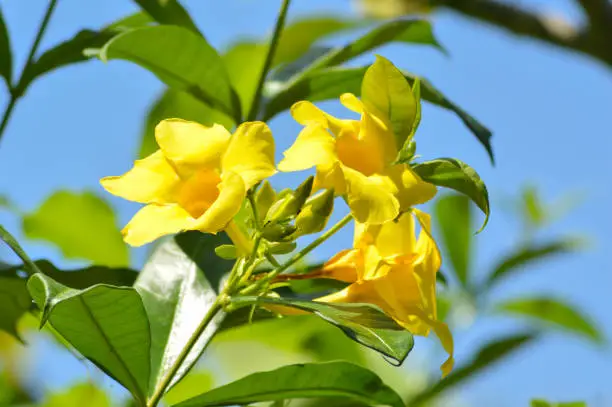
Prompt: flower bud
<box><xmin>254</xmin><ymin>180</ymin><xmax>276</xmax><ymax>221</ymax></box>
<box><xmin>261</xmin><ymin>222</ymin><xmax>298</xmax><ymax>242</ymax></box>
<box><xmin>265</xmin><ymin>176</ymin><xmax>314</xmax><ymax>223</ymax></box>
<box><xmin>267</xmin><ymin>241</ymin><xmax>297</xmax><ymax>255</ymax></box>
<box><xmin>294</xmin><ymin>189</ymin><xmax>335</xmax><ymax>236</ymax></box>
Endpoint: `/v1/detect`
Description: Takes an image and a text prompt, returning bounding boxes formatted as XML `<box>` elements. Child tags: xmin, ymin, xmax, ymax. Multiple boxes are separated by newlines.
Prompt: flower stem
<box><xmin>246</xmin><ymin>0</ymin><xmax>291</xmax><ymax>121</ymax></box>
<box><xmin>0</xmin><ymin>0</ymin><xmax>58</xmax><ymax>146</ymax></box>
<box><xmin>241</xmin><ymin>213</ymin><xmax>352</xmax><ymax>294</ymax></box>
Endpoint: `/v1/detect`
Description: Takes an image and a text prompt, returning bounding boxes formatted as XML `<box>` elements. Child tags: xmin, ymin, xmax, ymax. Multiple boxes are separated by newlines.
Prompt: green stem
<box><xmin>246</xmin><ymin>0</ymin><xmax>291</xmax><ymax>121</ymax></box>
<box><xmin>146</xmin><ymin>260</ymin><xmax>241</xmax><ymax>407</ymax></box>
<box><xmin>242</xmin><ymin>213</ymin><xmax>352</xmax><ymax>295</ymax></box>
<box><xmin>0</xmin><ymin>0</ymin><xmax>59</xmax><ymax>146</ymax></box>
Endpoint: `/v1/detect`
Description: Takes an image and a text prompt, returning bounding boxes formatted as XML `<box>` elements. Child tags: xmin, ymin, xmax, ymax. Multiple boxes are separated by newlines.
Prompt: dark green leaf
<box><xmin>412</xmin><ymin>158</ymin><xmax>489</xmax><ymax>230</ymax></box>
<box><xmin>132</xmin><ymin>0</ymin><xmax>200</xmax><ymax>34</ymax></box>
<box><xmin>173</xmin><ymin>361</ymin><xmax>404</xmax><ymax>407</ymax></box>
<box><xmin>27</xmin><ymin>274</ymin><xmax>150</xmax><ymax>404</ymax></box>
<box><xmin>139</xmin><ymin>88</ymin><xmax>233</xmax><ymax>158</ymax></box>
<box><xmin>136</xmin><ymin>238</ymin><xmax>228</xmax><ymax>398</ymax></box>
<box><xmin>22</xmin><ymin>191</ymin><xmax>128</xmax><ymax>267</ymax></box>
<box><xmin>0</xmin><ymin>270</ymin><xmax>31</xmax><ymax>340</ymax></box>
<box><xmin>231</xmin><ymin>296</ymin><xmax>414</xmax><ymax>365</ymax></box>
<box><xmin>0</xmin><ymin>8</ymin><xmax>12</xmax><ymax>87</ymax></box>
<box><xmin>0</xmin><ymin>224</ymin><xmax>41</xmax><ymax>275</ymax></box>
<box><xmin>33</xmin><ymin>260</ymin><xmax>138</xmax><ymax>288</ymax></box>
<box><xmin>96</xmin><ymin>26</ymin><xmax>240</xmax><ymax>120</ymax></box>
<box><xmin>495</xmin><ymin>297</ymin><xmax>602</xmax><ymax>343</ymax></box>
<box><xmin>485</xmin><ymin>239</ymin><xmax>581</xmax><ymax>289</ymax></box>
<box><xmin>263</xmin><ymin>67</ymin><xmax>493</xmax><ymax>161</ymax></box>
<box><xmin>304</xmin><ymin>19</ymin><xmax>444</xmax><ymax>73</ymax></box>
<box><xmin>409</xmin><ymin>333</ymin><xmax>538</xmax><ymax>406</ymax></box>
<box><xmin>41</xmin><ymin>383</ymin><xmax>110</xmax><ymax>407</ymax></box>
<box><xmin>434</xmin><ymin>194</ymin><xmax>472</xmax><ymax>286</ymax></box>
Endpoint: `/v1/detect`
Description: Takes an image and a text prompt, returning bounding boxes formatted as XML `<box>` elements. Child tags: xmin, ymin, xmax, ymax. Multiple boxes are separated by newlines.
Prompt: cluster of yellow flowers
<box><xmin>101</xmin><ymin>59</ymin><xmax>454</xmax><ymax>376</ymax></box>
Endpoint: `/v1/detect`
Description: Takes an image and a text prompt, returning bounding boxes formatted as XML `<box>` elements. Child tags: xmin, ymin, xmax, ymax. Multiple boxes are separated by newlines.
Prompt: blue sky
<box><xmin>1</xmin><ymin>0</ymin><xmax>611</xmax><ymax>406</ymax></box>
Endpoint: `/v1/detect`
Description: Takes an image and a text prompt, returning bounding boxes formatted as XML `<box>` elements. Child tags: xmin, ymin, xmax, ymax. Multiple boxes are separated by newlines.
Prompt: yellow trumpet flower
<box><xmin>278</xmin><ymin>93</ymin><xmax>436</xmax><ymax>224</ymax></box>
<box><xmin>316</xmin><ymin>210</ymin><xmax>454</xmax><ymax>376</ymax></box>
<box><xmin>101</xmin><ymin>119</ymin><xmax>276</xmax><ymax>249</ymax></box>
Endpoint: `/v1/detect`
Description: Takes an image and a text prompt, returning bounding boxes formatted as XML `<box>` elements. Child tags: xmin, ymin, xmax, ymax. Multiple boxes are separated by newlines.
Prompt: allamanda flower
<box><xmin>278</xmin><ymin>62</ymin><xmax>436</xmax><ymax>224</ymax></box>
<box><xmin>101</xmin><ymin>119</ymin><xmax>276</xmax><ymax>249</ymax></box>
<box><xmin>315</xmin><ymin>210</ymin><xmax>454</xmax><ymax>376</ymax></box>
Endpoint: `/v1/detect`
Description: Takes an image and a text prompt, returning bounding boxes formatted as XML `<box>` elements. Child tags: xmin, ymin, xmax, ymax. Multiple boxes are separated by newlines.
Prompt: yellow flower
<box><xmin>101</xmin><ymin>119</ymin><xmax>276</xmax><ymax>248</ymax></box>
<box><xmin>316</xmin><ymin>210</ymin><xmax>454</xmax><ymax>376</ymax></box>
<box><xmin>278</xmin><ymin>93</ymin><xmax>436</xmax><ymax>224</ymax></box>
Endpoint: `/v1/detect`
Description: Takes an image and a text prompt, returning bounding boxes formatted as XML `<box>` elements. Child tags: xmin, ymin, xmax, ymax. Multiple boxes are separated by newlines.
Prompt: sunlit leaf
<box><xmin>132</xmin><ymin>0</ymin><xmax>200</xmax><ymax>34</ymax></box>
<box><xmin>95</xmin><ymin>25</ymin><xmax>240</xmax><ymax>120</ymax></box>
<box><xmin>304</xmin><ymin>19</ymin><xmax>444</xmax><ymax>73</ymax></box>
<box><xmin>164</xmin><ymin>371</ymin><xmax>214</xmax><ymax>406</ymax></box>
<box><xmin>409</xmin><ymin>333</ymin><xmax>538</xmax><ymax>406</ymax></box>
<box><xmin>135</xmin><ymin>236</ymin><xmax>230</xmax><ymax>398</ymax></box>
<box><xmin>531</xmin><ymin>400</ymin><xmax>587</xmax><ymax>407</ymax></box>
<box><xmin>231</xmin><ymin>296</ymin><xmax>414</xmax><ymax>365</ymax></box>
<box><xmin>22</xmin><ymin>191</ymin><xmax>128</xmax><ymax>267</ymax></box>
<box><xmin>27</xmin><ymin>274</ymin><xmax>151</xmax><ymax>404</ymax></box>
<box><xmin>139</xmin><ymin>88</ymin><xmax>233</xmax><ymax>158</ymax></box>
<box><xmin>0</xmin><ymin>8</ymin><xmax>12</xmax><ymax>87</ymax></box>
<box><xmin>41</xmin><ymin>383</ymin><xmax>110</xmax><ymax>407</ymax></box>
<box><xmin>495</xmin><ymin>297</ymin><xmax>602</xmax><ymax>343</ymax></box>
<box><xmin>434</xmin><ymin>194</ymin><xmax>472</xmax><ymax>287</ymax></box>
<box><xmin>412</xmin><ymin>158</ymin><xmax>489</xmax><ymax>230</ymax></box>
<box><xmin>485</xmin><ymin>239</ymin><xmax>581</xmax><ymax>289</ymax></box>
<box><xmin>263</xmin><ymin>66</ymin><xmax>493</xmax><ymax>161</ymax></box>
<box><xmin>173</xmin><ymin>362</ymin><xmax>404</xmax><ymax>407</ymax></box>
<box><xmin>223</xmin><ymin>41</ymin><xmax>266</xmax><ymax>117</ymax></box>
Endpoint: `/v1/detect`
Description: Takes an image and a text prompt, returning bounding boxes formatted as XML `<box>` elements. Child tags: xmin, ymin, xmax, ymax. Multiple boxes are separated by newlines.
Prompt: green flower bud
<box><xmin>254</xmin><ymin>180</ymin><xmax>276</xmax><ymax>221</ymax></box>
<box><xmin>261</xmin><ymin>222</ymin><xmax>298</xmax><ymax>242</ymax></box>
<box><xmin>294</xmin><ymin>189</ymin><xmax>335</xmax><ymax>236</ymax></box>
<box><xmin>267</xmin><ymin>241</ymin><xmax>297</xmax><ymax>255</ymax></box>
<box><xmin>265</xmin><ymin>176</ymin><xmax>314</xmax><ymax>222</ymax></box>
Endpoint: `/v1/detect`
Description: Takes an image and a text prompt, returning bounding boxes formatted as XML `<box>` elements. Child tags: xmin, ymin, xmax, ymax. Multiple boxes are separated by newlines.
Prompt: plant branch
<box><xmin>0</xmin><ymin>0</ymin><xmax>59</xmax><ymax>145</ymax></box>
<box><xmin>432</xmin><ymin>0</ymin><xmax>612</xmax><ymax>66</ymax></box>
<box><xmin>247</xmin><ymin>0</ymin><xmax>291</xmax><ymax>121</ymax></box>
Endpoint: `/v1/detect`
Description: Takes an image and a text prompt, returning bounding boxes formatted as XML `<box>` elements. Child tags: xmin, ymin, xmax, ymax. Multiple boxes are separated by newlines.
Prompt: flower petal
<box><xmin>339</xmin><ymin>93</ymin><xmax>364</xmax><ymax>114</ymax></box>
<box><xmin>291</xmin><ymin>101</ymin><xmax>347</xmax><ymax>134</ymax></box>
<box><xmin>155</xmin><ymin>119</ymin><xmax>231</xmax><ymax>173</ymax></box>
<box><xmin>222</xmin><ymin>122</ymin><xmax>276</xmax><ymax>189</ymax></box>
<box><xmin>100</xmin><ymin>150</ymin><xmax>179</xmax><ymax>204</ymax></box>
<box><xmin>391</xmin><ymin>165</ymin><xmax>437</xmax><ymax>210</ymax></box>
<box><xmin>342</xmin><ymin>166</ymin><xmax>399</xmax><ymax>224</ymax></box>
<box><xmin>194</xmin><ymin>171</ymin><xmax>246</xmax><ymax>233</ymax></box>
<box><xmin>278</xmin><ymin>124</ymin><xmax>338</xmax><ymax>172</ymax></box>
<box><xmin>320</xmin><ymin>249</ymin><xmax>362</xmax><ymax>282</ymax></box>
<box><xmin>122</xmin><ymin>204</ymin><xmax>192</xmax><ymax>247</ymax></box>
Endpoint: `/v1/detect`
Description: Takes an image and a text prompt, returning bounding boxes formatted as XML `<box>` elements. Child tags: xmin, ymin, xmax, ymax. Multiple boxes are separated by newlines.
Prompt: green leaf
<box><xmin>409</xmin><ymin>333</ymin><xmax>538</xmax><ymax>406</ymax></box>
<box><xmin>214</xmin><ymin>244</ymin><xmax>236</xmax><ymax>260</ymax></box>
<box><xmin>305</xmin><ymin>19</ymin><xmax>443</xmax><ymax>73</ymax></box>
<box><xmin>485</xmin><ymin>239</ymin><xmax>581</xmax><ymax>289</ymax></box>
<box><xmin>263</xmin><ymin>66</ymin><xmax>493</xmax><ymax>161</ymax></box>
<box><xmin>27</xmin><ymin>274</ymin><xmax>150</xmax><ymax>404</ymax></box>
<box><xmin>173</xmin><ymin>361</ymin><xmax>404</xmax><ymax>407</ymax></box>
<box><xmin>531</xmin><ymin>400</ymin><xmax>586</xmax><ymax>407</ymax></box>
<box><xmin>361</xmin><ymin>56</ymin><xmax>417</xmax><ymax>150</ymax></box>
<box><xmin>412</xmin><ymin>158</ymin><xmax>489</xmax><ymax>230</ymax></box>
<box><xmin>132</xmin><ymin>0</ymin><xmax>200</xmax><ymax>34</ymax></box>
<box><xmin>139</xmin><ymin>88</ymin><xmax>233</xmax><ymax>158</ymax></box>
<box><xmin>274</xmin><ymin>16</ymin><xmax>361</xmax><ymax>67</ymax></box>
<box><xmin>137</xmin><ymin>234</ymin><xmax>232</xmax><ymax>399</ymax></box>
<box><xmin>0</xmin><ymin>8</ymin><xmax>12</xmax><ymax>87</ymax></box>
<box><xmin>495</xmin><ymin>297</ymin><xmax>602</xmax><ymax>343</ymax></box>
<box><xmin>32</xmin><ymin>260</ymin><xmax>138</xmax><ymax>288</ymax></box>
<box><xmin>164</xmin><ymin>371</ymin><xmax>214</xmax><ymax>405</ymax></box>
<box><xmin>22</xmin><ymin>191</ymin><xmax>128</xmax><ymax>267</ymax></box>
<box><xmin>231</xmin><ymin>296</ymin><xmax>414</xmax><ymax>365</ymax></box>
<box><xmin>0</xmin><ymin>224</ymin><xmax>41</xmax><ymax>275</ymax></box>
<box><xmin>19</xmin><ymin>13</ymin><xmax>153</xmax><ymax>92</ymax></box>
<box><xmin>96</xmin><ymin>25</ymin><xmax>240</xmax><ymax>121</ymax></box>
<box><xmin>41</xmin><ymin>383</ymin><xmax>110</xmax><ymax>407</ymax></box>
<box><xmin>434</xmin><ymin>194</ymin><xmax>472</xmax><ymax>287</ymax></box>
<box><xmin>0</xmin><ymin>270</ymin><xmax>31</xmax><ymax>340</ymax></box>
